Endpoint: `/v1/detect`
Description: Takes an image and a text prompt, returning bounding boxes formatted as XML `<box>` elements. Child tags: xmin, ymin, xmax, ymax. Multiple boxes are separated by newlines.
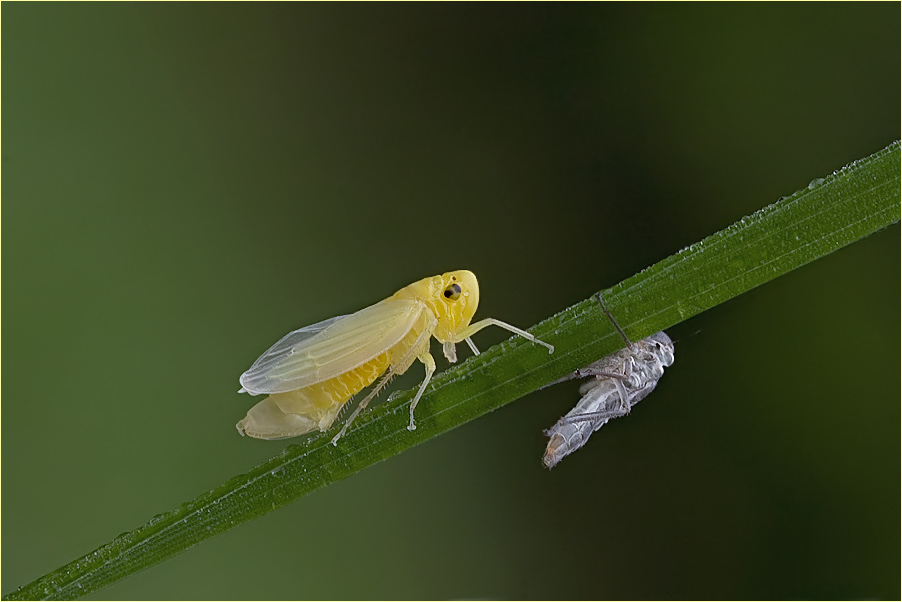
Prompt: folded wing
<box><xmin>239</xmin><ymin>299</ymin><xmax>425</xmax><ymax>394</ymax></box>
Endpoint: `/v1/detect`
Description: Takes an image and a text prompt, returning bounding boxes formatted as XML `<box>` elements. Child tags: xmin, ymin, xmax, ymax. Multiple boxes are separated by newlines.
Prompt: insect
<box><xmin>542</xmin><ymin>294</ymin><xmax>674</xmax><ymax>468</ymax></box>
<box><xmin>237</xmin><ymin>270</ymin><xmax>554</xmax><ymax>446</ymax></box>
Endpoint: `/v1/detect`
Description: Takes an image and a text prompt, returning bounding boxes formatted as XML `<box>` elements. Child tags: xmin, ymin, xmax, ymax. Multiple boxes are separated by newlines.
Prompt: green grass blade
<box><xmin>5</xmin><ymin>140</ymin><xmax>899</xmax><ymax>601</ymax></box>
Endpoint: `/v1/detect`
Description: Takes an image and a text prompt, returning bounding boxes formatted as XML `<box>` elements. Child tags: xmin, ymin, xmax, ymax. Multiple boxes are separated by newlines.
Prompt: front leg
<box><xmin>452</xmin><ymin>318</ymin><xmax>554</xmax><ymax>353</ymax></box>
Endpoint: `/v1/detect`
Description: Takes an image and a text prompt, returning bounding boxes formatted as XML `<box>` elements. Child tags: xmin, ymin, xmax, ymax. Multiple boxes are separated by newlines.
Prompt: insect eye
<box><xmin>443</xmin><ymin>283</ymin><xmax>462</xmax><ymax>300</ymax></box>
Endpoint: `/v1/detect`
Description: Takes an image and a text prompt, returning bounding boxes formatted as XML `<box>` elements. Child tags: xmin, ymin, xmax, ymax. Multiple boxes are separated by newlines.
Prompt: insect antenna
<box><xmin>670</xmin><ymin>328</ymin><xmax>702</xmax><ymax>346</ymax></box>
<box><xmin>596</xmin><ymin>292</ymin><xmax>632</xmax><ymax>347</ymax></box>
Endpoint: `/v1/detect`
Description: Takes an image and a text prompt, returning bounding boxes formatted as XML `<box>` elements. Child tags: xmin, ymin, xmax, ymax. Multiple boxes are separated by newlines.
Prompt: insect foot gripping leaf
<box><xmin>235</xmin><ymin>270</ymin><xmax>554</xmax><ymax>446</ymax></box>
<box><xmin>542</xmin><ymin>293</ymin><xmax>674</xmax><ymax>468</ymax></box>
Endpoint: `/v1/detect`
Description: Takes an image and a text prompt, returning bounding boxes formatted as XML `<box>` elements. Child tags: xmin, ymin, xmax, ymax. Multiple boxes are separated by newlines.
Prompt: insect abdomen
<box><xmin>238</xmin><ymin>308</ymin><xmax>434</xmax><ymax>440</ymax></box>
<box><xmin>237</xmin><ymin>353</ymin><xmax>391</xmax><ymax>439</ymax></box>
<box><xmin>386</xmin><ymin>312</ymin><xmax>431</xmax><ymax>372</ymax></box>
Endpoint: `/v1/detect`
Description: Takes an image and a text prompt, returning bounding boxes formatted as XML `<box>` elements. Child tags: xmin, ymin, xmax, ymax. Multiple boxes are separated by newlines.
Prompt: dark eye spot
<box><xmin>443</xmin><ymin>283</ymin><xmax>462</xmax><ymax>300</ymax></box>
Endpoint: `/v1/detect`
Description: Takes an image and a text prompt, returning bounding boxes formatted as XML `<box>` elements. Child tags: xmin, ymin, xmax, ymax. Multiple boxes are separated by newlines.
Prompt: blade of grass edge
<box><xmin>5</xmin><ymin>140</ymin><xmax>899</xmax><ymax>600</ymax></box>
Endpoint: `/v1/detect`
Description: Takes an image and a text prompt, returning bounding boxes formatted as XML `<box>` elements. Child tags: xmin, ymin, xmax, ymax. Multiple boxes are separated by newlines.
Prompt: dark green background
<box><xmin>4</xmin><ymin>4</ymin><xmax>899</xmax><ymax>599</ymax></box>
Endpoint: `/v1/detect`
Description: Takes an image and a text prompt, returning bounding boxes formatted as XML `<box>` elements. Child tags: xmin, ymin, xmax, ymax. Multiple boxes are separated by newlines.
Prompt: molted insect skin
<box><xmin>543</xmin><ymin>332</ymin><xmax>674</xmax><ymax>469</ymax></box>
<box><xmin>237</xmin><ymin>269</ymin><xmax>553</xmax><ymax>444</ymax></box>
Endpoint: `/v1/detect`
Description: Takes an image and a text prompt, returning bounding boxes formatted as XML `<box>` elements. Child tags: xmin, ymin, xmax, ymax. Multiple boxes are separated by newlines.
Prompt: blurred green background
<box><xmin>3</xmin><ymin>3</ymin><xmax>899</xmax><ymax>600</ymax></box>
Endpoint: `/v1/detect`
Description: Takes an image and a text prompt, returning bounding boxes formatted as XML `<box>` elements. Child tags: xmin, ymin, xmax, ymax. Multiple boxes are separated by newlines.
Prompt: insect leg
<box><xmin>465</xmin><ymin>337</ymin><xmax>480</xmax><ymax>356</ymax></box>
<box><xmin>540</xmin><ymin>366</ymin><xmax>628</xmax><ymax>391</ymax></box>
<box><xmin>596</xmin><ymin>292</ymin><xmax>633</xmax><ymax>347</ymax></box>
<box><xmin>330</xmin><ymin>370</ymin><xmax>394</xmax><ymax>446</ymax></box>
<box><xmin>557</xmin><ymin>404</ymin><xmax>631</xmax><ymax>426</ymax></box>
<box><xmin>611</xmin><ymin>376</ymin><xmax>631</xmax><ymax>415</ymax></box>
<box><xmin>442</xmin><ymin>341</ymin><xmax>457</xmax><ymax>363</ymax></box>
<box><xmin>452</xmin><ymin>319</ymin><xmax>554</xmax><ymax>353</ymax></box>
<box><xmin>577</xmin><ymin>368</ymin><xmax>632</xmax><ymax>414</ymax></box>
<box><xmin>562</xmin><ymin>364</ymin><xmax>632</xmax><ymax>412</ymax></box>
<box><xmin>407</xmin><ymin>352</ymin><xmax>436</xmax><ymax>431</ymax></box>
<box><xmin>573</xmin><ymin>368</ymin><xmax>629</xmax><ymax>381</ymax></box>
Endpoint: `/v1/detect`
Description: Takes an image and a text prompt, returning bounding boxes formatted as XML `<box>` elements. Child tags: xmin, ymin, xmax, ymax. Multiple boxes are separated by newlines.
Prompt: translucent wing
<box><xmin>237</xmin><ymin>315</ymin><xmax>347</xmax><ymax>394</ymax></box>
<box><xmin>239</xmin><ymin>299</ymin><xmax>425</xmax><ymax>395</ymax></box>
